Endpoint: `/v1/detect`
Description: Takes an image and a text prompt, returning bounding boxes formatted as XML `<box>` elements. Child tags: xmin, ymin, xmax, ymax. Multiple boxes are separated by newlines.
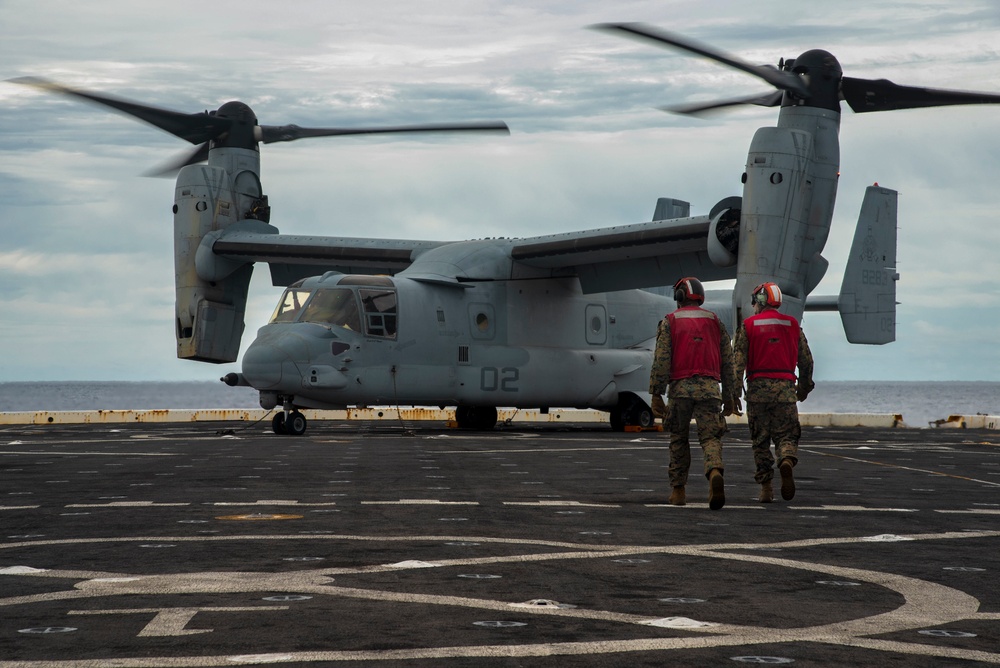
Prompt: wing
<box><xmin>510</xmin><ymin>214</ymin><xmax>736</xmax><ymax>293</ymax></box>
<box><xmin>210</xmin><ymin>227</ymin><xmax>447</xmax><ymax>286</ymax></box>
<box><xmin>209</xmin><ymin>208</ymin><xmax>737</xmax><ymax>292</ymax></box>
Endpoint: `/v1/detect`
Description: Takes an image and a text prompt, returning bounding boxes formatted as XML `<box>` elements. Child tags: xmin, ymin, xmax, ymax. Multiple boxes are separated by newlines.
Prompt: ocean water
<box><xmin>0</xmin><ymin>381</ymin><xmax>261</xmax><ymax>413</ymax></box>
<box><xmin>801</xmin><ymin>381</ymin><xmax>1000</xmax><ymax>428</ymax></box>
<box><xmin>0</xmin><ymin>380</ymin><xmax>997</xmax><ymax>429</ymax></box>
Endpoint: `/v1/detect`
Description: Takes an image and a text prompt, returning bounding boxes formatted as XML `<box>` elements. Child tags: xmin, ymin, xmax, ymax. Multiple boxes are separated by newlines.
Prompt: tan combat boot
<box><xmin>779</xmin><ymin>459</ymin><xmax>795</xmax><ymax>500</ymax></box>
<box><xmin>758</xmin><ymin>480</ymin><xmax>773</xmax><ymax>503</ymax></box>
<box><xmin>669</xmin><ymin>486</ymin><xmax>686</xmax><ymax>506</ymax></box>
<box><xmin>708</xmin><ymin>469</ymin><xmax>725</xmax><ymax>510</ymax></box>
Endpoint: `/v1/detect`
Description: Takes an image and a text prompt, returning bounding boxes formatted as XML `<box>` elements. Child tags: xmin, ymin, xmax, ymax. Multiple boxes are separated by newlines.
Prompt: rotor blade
<box><xmin>259</xmin><ymin>121</ymin><xmax>510</xmax><ymax>144</ymax></box>
<box><xmin>142</xmin><ymin>142</ymin><xmax>212</xmax><ymax>178</ymax></box>
<box><xmin>663</xmin><ymin>90</ymin><xmax>784</xmax><ymax>116</ymax></box>
<box><xmin>842</xmin><ymin>76</ymin><xmax>1000</xmax><ymax>113</ymax></box>
<box><xmin>9</xmin><ymin>77</ymin><xmax>231</xmax><ymax>144</ymax></box>
<box><xmin>592</xmin><ymin>23</ymin><xmax>810</xmax><ymax>98</ymax></box>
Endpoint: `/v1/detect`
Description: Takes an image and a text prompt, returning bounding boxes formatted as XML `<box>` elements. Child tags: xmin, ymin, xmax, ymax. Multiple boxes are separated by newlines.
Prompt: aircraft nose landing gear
<box><xmin>272</xmin><ymin>408</ymin><xmax>308</xmax><ymax>435</ymax></box>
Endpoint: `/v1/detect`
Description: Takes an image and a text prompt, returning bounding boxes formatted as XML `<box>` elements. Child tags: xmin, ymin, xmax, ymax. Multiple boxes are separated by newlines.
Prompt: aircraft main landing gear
<box><xmin>454</xmin><ymin>405</ymin><xmax>498</xmax><ymax>430</ymax></box>
<box><xmin>609</xmin><ymin>396</ymin><xmax>654</xmax><ymax>432</ymax></box>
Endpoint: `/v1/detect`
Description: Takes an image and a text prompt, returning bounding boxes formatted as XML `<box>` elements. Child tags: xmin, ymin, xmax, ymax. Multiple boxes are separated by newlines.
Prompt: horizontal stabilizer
<box><xmin>837</xmin><ymin>185</ymin><xmax>899</xmax><ymax>344</ymax></box>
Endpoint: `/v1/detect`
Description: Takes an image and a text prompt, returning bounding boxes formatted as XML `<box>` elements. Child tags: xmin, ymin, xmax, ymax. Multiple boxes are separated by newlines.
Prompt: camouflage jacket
<box><xmin>733</xmin><ymin>317</ymin><xmax>815</xmax><ymax>403</ymax></box>
<box><xmin>649</xmin><ymin>312</ymin><xmax>736</xmax><ymax>401</ymax></box>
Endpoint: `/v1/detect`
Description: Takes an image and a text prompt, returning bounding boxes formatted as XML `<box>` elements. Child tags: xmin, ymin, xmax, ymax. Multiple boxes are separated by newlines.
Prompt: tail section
<box><xmin>651</xmin><ymin>197</ymin><xmax>691</xmax><ymax>221</ymax></box>
<box><xmin>808</xmin><ymin>185</ymin><xmax>898</xmax><ymax>344</ymax></box>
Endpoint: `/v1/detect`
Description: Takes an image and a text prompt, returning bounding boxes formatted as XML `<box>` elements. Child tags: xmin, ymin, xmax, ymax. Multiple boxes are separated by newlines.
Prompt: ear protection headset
<box><xmin>673</xmin><ymin>280</ymin><xmax>688</xmax><ymax>304</ymax></box>
<box><xmin>673</xmin><ymin>277</ymin><xmax>705</xmax><ymax>304</ymax></box>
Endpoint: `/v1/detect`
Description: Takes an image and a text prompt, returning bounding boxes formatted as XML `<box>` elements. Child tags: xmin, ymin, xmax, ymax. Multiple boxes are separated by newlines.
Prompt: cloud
<box><xmin>2</xmin><ymin>0</ymin><xmax>1000</xmax><ymax>381</ymax></box>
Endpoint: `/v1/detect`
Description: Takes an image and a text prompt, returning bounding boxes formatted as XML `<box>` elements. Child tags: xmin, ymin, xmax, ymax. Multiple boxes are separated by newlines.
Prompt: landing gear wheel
<box><xmin>455</xmin><ymin>405</ymin><xmax>498</xmax><ymax>430</ymax></box>
<box><xmin>476</xmin><ymin>406</ymin><xmax>499</xmax><ymax>430</ymax></box>
<box><xmin>271</xmin><ymin>413</ymin><xmax>286</xmax><ymax>435</ymax></box>
<box><xmin>286</xmin><ymin>410</ymin><xmax>307</xmax><ymax>436</ymax></box>
<box><xmin>610</xmin><ymin>397</ymin><xmax>654</xmax><ymax>431</ymax></box>
<box><xmin>629</xmin><ymin>403</ymin><xmax>654</xmax><ymax>429</ymax></box>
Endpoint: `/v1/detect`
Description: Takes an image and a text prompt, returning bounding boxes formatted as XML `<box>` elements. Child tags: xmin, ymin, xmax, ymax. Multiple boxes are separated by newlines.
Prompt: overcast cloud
<box><xmin>2</xmin><ymin>0</ymin><xmax>999</xmax><ymax>382</ymax></box>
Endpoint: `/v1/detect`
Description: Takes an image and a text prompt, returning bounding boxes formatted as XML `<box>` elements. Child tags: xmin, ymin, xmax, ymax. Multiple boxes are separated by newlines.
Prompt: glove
<box><xmin>651</xmin><ymin>394</ymin><xmax>667</xmax><ymax>419</ymax></box>
<box><xmin>795</xmin><ymin>383</ymin><xmax>811</xmax><ymax>402</ymax></box>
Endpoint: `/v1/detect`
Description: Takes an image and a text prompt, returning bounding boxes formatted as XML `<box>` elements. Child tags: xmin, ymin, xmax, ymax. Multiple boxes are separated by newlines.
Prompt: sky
<box><xmin>2</xmin><ymin>0</ymin><xmax>1000</xmax><ymax>383</ymax></box>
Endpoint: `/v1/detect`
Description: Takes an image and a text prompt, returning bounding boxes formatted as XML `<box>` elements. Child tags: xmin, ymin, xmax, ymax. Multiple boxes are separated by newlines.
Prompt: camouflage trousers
<box><xmin>666</xmin><ymin>397</ymin><xmax>726</xmax><ymax>488</ymax></box>
<box><xmin>747</xmin><ymin>401</ymin><xmax>801</xmax><ymax>483</ymax></box>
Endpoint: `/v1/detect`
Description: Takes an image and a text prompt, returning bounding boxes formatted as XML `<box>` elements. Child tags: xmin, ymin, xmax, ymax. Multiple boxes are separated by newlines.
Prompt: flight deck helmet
<box><xmin>752</xmin><ymin>282</ymin><xmax>782</xmax><ymax>308</ymax></box>
<box><xmin>673</xmin><ymin>276</ymin><xmax>705</xmax><ymax>305</ymax></box>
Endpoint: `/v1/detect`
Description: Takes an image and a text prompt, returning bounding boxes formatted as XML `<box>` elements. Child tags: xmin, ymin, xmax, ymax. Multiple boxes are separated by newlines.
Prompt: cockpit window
<box><xmin>299</xmin><ymin>288</ymin><xmax>361</xmax><ymax>331</ymax></box>
<box><xmin>339</xmin><ymin>275</ymin><xmax>394</xmax><ymax>287</ymax></box>
<box><xmin>270</xmin><ymin>289</ymin><xmax>311</xmax><ymax>323</ymax></box>
<box><xmin>359</xmin><ymin>288</ymin><xmax>397</xmax><ymax>338</ymax></box>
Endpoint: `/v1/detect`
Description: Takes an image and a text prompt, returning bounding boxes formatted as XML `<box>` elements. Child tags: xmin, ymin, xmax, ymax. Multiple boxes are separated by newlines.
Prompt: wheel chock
<box><xmin>624</xmin><ymin>424</ymin><xmax>663</xmax><ymax>432</ymax></box>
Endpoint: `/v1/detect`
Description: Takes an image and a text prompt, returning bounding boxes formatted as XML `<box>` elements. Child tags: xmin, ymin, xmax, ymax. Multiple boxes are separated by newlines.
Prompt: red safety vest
<box><xmin>744</xmin><ymin>310</ymin><xmax>800</xmax><ymax>381</ymax></box>
<box><xmin>668</xmin><ymin>306</ymin><xmax>722</xmax><ymax>381</ymax></box>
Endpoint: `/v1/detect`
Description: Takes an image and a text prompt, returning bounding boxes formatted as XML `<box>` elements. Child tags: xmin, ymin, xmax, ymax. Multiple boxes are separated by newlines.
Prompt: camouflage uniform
<box><xmin>733</xmin><ymin>322</ymin><xmax>814</xmax><ymax>484</ymax></box>
<box><xmin>650</xmin><ymin>314</ymin><xmax>736</xmax><ymax>488</ymax></box>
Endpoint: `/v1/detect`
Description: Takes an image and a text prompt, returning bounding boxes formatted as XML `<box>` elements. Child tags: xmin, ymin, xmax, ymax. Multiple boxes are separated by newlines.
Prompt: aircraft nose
<box><xmin>242</xmin><ymin>340</ymin><xmax>300</xmax><ymax>390</ymax></box>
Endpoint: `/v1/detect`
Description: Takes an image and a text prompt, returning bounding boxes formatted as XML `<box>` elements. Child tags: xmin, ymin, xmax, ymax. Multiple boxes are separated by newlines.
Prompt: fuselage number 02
<box><xmin>481</xmin><ymin>366</ymin><xmax>519</xmax><ymax>392</ymax></box>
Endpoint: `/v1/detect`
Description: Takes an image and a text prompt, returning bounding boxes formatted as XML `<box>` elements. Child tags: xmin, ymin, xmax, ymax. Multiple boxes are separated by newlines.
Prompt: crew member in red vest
<box><xmin>650</xmin><ymin>277</ymin><xmax>739</xmax><ymax>510</ymax></box>
<box><xmin>733</xmin><ymin>282</ymin><xmax>814</xmax><ymax>503</ymax></box>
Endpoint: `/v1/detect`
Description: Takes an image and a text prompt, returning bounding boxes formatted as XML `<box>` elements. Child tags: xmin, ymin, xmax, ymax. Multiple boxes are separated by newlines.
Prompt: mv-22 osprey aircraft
<box><xmin>15</xmin><ymin>24</ymin><xmax>1000</xmax><ymax>434</ymax></box>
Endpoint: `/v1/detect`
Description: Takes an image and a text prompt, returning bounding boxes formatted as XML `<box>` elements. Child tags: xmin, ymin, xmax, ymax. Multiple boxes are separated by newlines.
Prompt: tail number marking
<box><xmin>861</xmin><ymin>269</ymin><xmax>889</xmax><ymax>286</ymax></box>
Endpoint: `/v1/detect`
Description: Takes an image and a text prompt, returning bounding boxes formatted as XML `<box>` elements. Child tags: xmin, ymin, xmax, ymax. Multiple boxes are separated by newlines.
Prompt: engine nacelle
<box><xmin>706</xmin><ymin>196</ymin><xmax>742</xmax><ymax>268</ymax></box>
<box><xmin>732</xmin><ymin>108</ymin><xmax>840</xmax><ymax>326</ymax></box>
<box><xmin>173</xmin><ymin>154</ymin><xmax>270</xmax><ymax>363</ymax></box>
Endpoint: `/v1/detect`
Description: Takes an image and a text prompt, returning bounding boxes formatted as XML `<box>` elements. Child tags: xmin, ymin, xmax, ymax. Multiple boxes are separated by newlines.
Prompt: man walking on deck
<box><xmin>733</xmin><ymin>282</ymin><xmax>814</xmax><ymax>503</ymax></box>
<box><xmin>650</xmin><ymin>277</ymin><xmax>739</xmax><ymax>510</ymax></box>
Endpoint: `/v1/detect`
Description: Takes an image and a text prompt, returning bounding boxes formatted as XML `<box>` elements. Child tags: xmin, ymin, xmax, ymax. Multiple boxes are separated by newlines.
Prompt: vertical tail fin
<box><xmin>651</xmin><ymin>197</ymin><xmax>690</xmax><ymax>220</ymax></box>
<box><xmin>837</xmin><ymin>184</ymin><xmax>899</xmax><ymax>344</ymax></box>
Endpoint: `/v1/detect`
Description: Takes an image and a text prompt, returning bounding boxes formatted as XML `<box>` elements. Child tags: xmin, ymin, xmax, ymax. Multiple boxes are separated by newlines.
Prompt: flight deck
<box><xmin>1</xmin><ymin>420</ymin><xmax>999</xmax><ymax>667</ymax></box>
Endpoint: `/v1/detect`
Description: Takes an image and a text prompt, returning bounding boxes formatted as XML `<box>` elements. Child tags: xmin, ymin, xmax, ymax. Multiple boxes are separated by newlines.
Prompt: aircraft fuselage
<box><xmin>242</xmin><ymin>272</ymin><xmax>666</xmax><ymax>417</ymax></box>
